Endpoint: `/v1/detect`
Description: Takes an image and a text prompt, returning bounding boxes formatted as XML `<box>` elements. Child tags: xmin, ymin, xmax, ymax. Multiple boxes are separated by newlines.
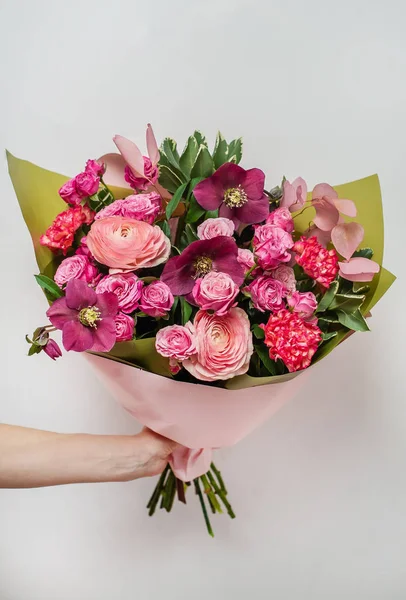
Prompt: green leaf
<box><xmin>187</xmin><ymin>177</ymin><xmax>204</xmax><ymax>198</ymax></box>
<box><xmin>352</xmin><ymin>247</ymin><xmax>373</xmax><ymax>259</ymax></box>
<box><xmin>212</xmin><ymin>132</ymin><xmax>229</xmax><ymax>169</ymax></box>
<box><xmin>353</xmin><ymin>282</ymin><xmax>370</xmax><ymax>295</ymax></box>
<box><xmin>162</xmin><ymin>138</ymin><xmax>181</xmax><ymax>171</ymax></box>
<box><xmin>180</xmin><ymin>297</ymin><xmax>193</xmax><ymax>325</ymax></box>
<box><xmin>184</xmin><ymin>223</ymin><xmax>199</xmax><ymax>244</ymax></box>
<box><xmin>227</xmin><ymin>138</ymin><xmax>243</xmax><ymax>164</ymax></box>
<box><xmin>252</xmin><ymin>324</ymin><xmax>265</xmax><ymax>339</ymax></box>
<box><xmin>318</xmin><ymin>312</ymin><xmax>340</xmax><ymax>324</ymax></box>
<box><xmin>205</xmin><ymin>209</ymin><xmax>219</xmax><ymax>219</ymax></box>
<box><xmin>157</xmin><ymin>220</ymin><xmax>171</xmax><ymax>238</ymax></box>
<box><xmin>190</xmin><ymin>146</ymin><xmax>214</xmax><ymax>179</ymax></box>
<box><xmin>337</xmin><ymin>309</ymin><xmax>370</xmax><ymax>332</ymax></box>
<box><xmin>28</xmin><ymin>344</ymin><xmax>41</xmax><ymax>356</ymax></box>
<box><xmin>165</xmin><ymin>182</ymin><xmax>188</xmax><ymax>220</ymax></box>
<box><xmin>34</xmin><ymin>274</ymin><xmax>63</xmax><ymax>299</ymax></box>
<box><xmin>179</xmin><ymin>136</ymin><xmax>199</xmax><ymax>177</ymax></box>
<box><xmin>185</xmin><ymin>196</ymin><xmax>206</xmax><ymax>223</ymax></box>
<box><xmin>329</xmin><ymin>293</ymin><xmax>365</xmax><ymax>313</ymax></box>
<box><xmin>316</xmin><ymin>280</ymin><xmax>339</xmax><ymax>312</ymax></box>
<box><xmin>255</xmin><ymin>344</ymin><xmax>278</xmax><ymax>376</ymax></box>
<box><xmin>321</xmin><ymin>331</ymin><xmax>338</xmax><ymax>342</ymax></box>
<box><xmin>158</xmin><ymin>165</ymin><xmax>184</xmax><ymax>194</ymax></box>
<box><xmin>193</xmin><ymin>131</ymin><xmax>208</xmax><ymax>147</ymax></box>
<box><xmin>158</xmin><ymin>153</ymin><xmax>186</xmax><ymax>181</ymax></box>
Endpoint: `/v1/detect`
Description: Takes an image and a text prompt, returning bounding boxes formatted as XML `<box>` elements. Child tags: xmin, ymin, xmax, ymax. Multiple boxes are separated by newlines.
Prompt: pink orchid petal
<box><xmin>146</xmin><ymin>123</ymin><xmax>160</xmax><ymax>165</ymax></box>
<box><xmin>289</xmin><ymin>177</ymin><xmax>308</xmax><ymax>211</ymax></box>
<box><xmin>306</xmin><ymin>225</ymin><xmax>331</xmax><ymax>247</ymax></box>
<box><xmin>312</xmin><ymin>183</ymin><xmax>338</xmax><ymax>200</ymax></box>
<box><xmin>331</xmin><ymin>222</ymin><xmax>364</xmax><ymax>261</ymax></box>
<box><xmin>98</xmin><ymin>153</ymin><xmax>130</xmax><ymax>188</ymax></box>
<box><xmin>113</xmin><ymin>135</ymin><xmax>145</xmax><ymax>177</ymax></box>
<box><xmin>333</xmin><ymin>198</ymin><xmax>357</xmax><ymax>217</ymax></box>
<box><xmin>338</xmin><ymin>257</ymin><xmax>380</xmax><ymax>282</ymax></box>
<box><xmin>280</xmin><ymin>180</ymin><xmax>295</xmax><ymax>209</ymax></box>
<box><xmin>313</xmin><ymin>198</ymin><xmax>340</xmax><ymax>231</ymax></box>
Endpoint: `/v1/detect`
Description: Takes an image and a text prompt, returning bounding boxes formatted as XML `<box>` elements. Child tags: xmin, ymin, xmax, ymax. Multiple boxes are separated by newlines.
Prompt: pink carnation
<box><xmin>155</xmin><ymin>323</ymin><xmax>197</xmax><ymax>361</ymax></box>
<box><xmin>261</xmin><ymin>308</ymin><xmax>322</xmax><ymax>372</ymax></box>
<box><xmin>54</xmin><ymin>255</ymin><xmax>100</xmax><ymax>288</ymax></box>
<box><xmin>237</xmin><ymin>248</ymin><xmax>256</xmax><ymax>272</ymax></box>
<box><xmin>96</xmin><ymin>273</ymin><xmax>144</xmax><ymax>313</ymax></box>
<box><xmin>294</xmin><ymin>236</ymin><xmax>338</xmax><ymax>288</ymax></box>
<box><xmin>40</xmin><ymin>205</ymin><xmax>95</xmax><ymax>255</ymax></box>
<box><xmin>139</xmin><ymin>281</ymin><xmax>174</xmax><ymax>317</ymax></box>
<box><xmin>183</xmin><ymin>308</ymin><xmax>253</xmax><ymax>382</ymax></box>
<box><xmin>253</xmin><ymin>223</ymin><xmax>293</xmax><ymax>270</ymax></box>
<box><xmin>125</xmin><ymin>157</ymin><xmax>159</xmax><ymax>191</ymax></box>
<box><xmin>270</xmin><ymin>265</ymin><xmax>296</xmax><ymax>293</ymax></box>
<box><xmin>85</xmin><ymin>159</ymin><xmax>105</xmax><ymax>177</ymax></box>
<box><xmin>246</xmin><ymin>275</ymin><xmax>285</xmax><ymax>312</ymax></box>
<box><xmin>96</xmin><ymin>193</ymin><xmax>162</xmax><ymax>225</ymax></box>
<box><xmin>192</xmin><ymin>271</ymin><xmax>239</xmax><ymax>316</ymax></box>
<box><xmin>287</xmin><ymin>291</ymin><xmax>317</xmax><ymax>319</ymax></box>
<box><xmin>114</xmin><ymin>312</ymin><xmax>135</xmax><ymax>341</ymax></box>
<box><xmin>74</xmin><ymin>171</ymin><xmax>100</xmax><ymax>197</ymax></box>
<box><xmin>197</xmin><ymin>217</ymin><xmax>235</xmax><ymax>240</ymax></box>
<box><xmin>266</xmin><ymin>207</ymin><xmax>294</xmax><ymax>233</ymax></box>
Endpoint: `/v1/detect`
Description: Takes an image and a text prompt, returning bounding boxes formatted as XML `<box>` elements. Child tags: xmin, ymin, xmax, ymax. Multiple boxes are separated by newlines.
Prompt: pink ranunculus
<box><xmin>237</xmin><ymin>248</ymin><xmax>256</xmax><ymax>273</ymax></box>
<box><xmin>197</xmin><ymin>217</ymin><xmax>235</xmax><ymax>240</ymax></box>
<box><xmin>253</xmin><ymin>223</ymin><xmax>294</xmax><ymax>270</ymax></box>
<box><xmin>59</xmin><ymin>179</ymin><xmax>83</xmax><ymax>206</ymax></box>
<box><xmin>114</xmin><ymin>312</ymin><xmax>135</xmax><ymax>341</ymax></box>
<box><xmin>266</xmin><ymin>207</ymin><xmax>294</xmax><ymax>233</ymax></box>
<box><xmin>54</xmin><ymin>255</ymin><xmax>99</xmax><ymax>288</ymax></box>
<box><xmin>155</xmin><ymin>323</ymin><xmax>197</xmax><ymax>361</ymax></box>
<box><xmin>86</xmin><ymin>216</ymin><xmax>171</xmax><ymax>271</ymax></box>
<box><xmin>85</xmin><ymin>159</ymin><xmax>105</xmax><ymax>177</ymax></box>
<box><xmin>270</xmin><ymin>265</ymin><xmax>296</xmax><ymax>293</ymax></box>
<box><xmin>95</xmin><ymin>193</ymin><xmax>162</xmax><ymax>225</ymax></box>
<box><xmin>183</xmin><ymin>308</ymin><xmax>253</xmax><ymax>382</ymax></box>
<box><xmin>96</xmin><ymin>273</ymin><xmax>144</xmax><ymax>314</ymax></box>
<box><xmin>287</xmin><ymin>291</ymin><xmax>317</xmax><ymax>319</ymax></box>
<box><xmin>139</xmin><ymin>280</ymin><xmax>174</xmax><ymax>317</ymax></box>
<box><xmin>125</xmin><ymin>157</ymin><xmax>159</xmax><ymax>191</ymax></box>
<box><xmin>246</xmin><ymin>275</ymin><xmax>285</xmax><ymax>312</ymax></box>
<box><xmin>74</xmin><ymin>171</ymin><xmax>100</xmax><ymax>197</ymax></box>
<box><xmin>192</xmin><ymin>271</ymin><xmax>239</xmax><ymax>316</ymax></box>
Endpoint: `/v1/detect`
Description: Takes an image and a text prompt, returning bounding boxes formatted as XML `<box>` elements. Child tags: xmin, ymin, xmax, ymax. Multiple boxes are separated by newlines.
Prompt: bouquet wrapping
<box><xmin>8</xmin><ymin>125</ymin><xmax>395</xmax><ymax>534</ymax></box>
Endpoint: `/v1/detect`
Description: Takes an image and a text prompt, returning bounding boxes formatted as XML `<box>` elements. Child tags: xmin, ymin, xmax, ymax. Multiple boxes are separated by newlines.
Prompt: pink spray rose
<box><xmin>96</xmin><ymin>273</ymin><xmax>144</xmax><ymax>313</ymax></box>
<box><xmin>155</xmin><ymin>323</ymin><xmax>197</xmax><ymax>361</ymax></box>
<box><xmin>74</xmin><ymin>171</ymin><xmax>100</xmax><ymax>197</ymax></box>
<box><xmin>85</xmin><ymin>159</ymin><xmax>105</xmax><ymax>177</ymax></box>
<box><xmin>139</xmin><ymin>281</ymin><xmax>174</xmax><ymax>317</ymax></box>
<box><xmin>59</xmin><ymin>179</ymin><xmax>83</xmax><ymax>206</ymax></box>
<box><xmin>75</xmin><ymin>236</ymin><xmax>93</xmax><ymax>259</ymax></box>
<box><xmin>197</xmin><ymin>217</ymin><xmax>235</xmax><ymax>240</ymax></box>
<box><xmin>96</xmin><ymin>193</ymin><xmax>162</xmax><ymax>225</ymax></box>
<box><xmin>54</xmin><ymin>255</ymin><xmax>99</xmax><ymax>288</ymax></box>
<box><xmin>86</xmin><ymin>216</ymin><xmax>171</xmax><ymax>271</ymax></box>
<box><xmin>266</xmin><ymin>207</ymin><xmax>294</xmax><ymax>233</ymax></box>
<box><xmin>192</xmin><ymin>271</ymin><xmax>239</xmax><ymax>316</ymax></box>
<box><xmin>114</xmin><ymin>312</ymin><xmax>135</xmax><ymax>341</ymax></box>
<box><xmin>270</xmin><ymin>265</ymin><xmax>296</xmax><ymax>293</ymax></box>
<box><xmin>246</xmin><ymin>275</ymin><xmax>285</xmax><ymax>312</ymax></box>
<box><xmin>183</xmin><ymin>308</ymin><xmax>253</xmax><ymax>382</ymax></box>
<box><xmin>237</xmin><ymin>248</ymin><xmax>256</xmax><ymax>272</ymax></box>
<box><xmin>125</xmin><ymin>157</ymin><xmax>159</xmax><ymax>191</ymax></box>
<box><xmin>253</xmin><ymin>223</ymin><xmax>293</xmax><ymax>270</ymax></box>
<box><xmin>287</xmin><ymin>291</ymin><xmax>317</xmax><ymax>319</ymax></box>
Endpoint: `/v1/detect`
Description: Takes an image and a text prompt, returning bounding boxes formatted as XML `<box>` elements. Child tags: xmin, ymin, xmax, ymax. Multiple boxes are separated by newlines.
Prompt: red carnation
<box><xmin>293</xmin><ymin>236</ymin><xmax>338</xmax><ymax>288</ymax></box>
<box><xmin>40</xmin><ymin>205</ymin><xmax>95</xmax><ymax>255</ymax></box>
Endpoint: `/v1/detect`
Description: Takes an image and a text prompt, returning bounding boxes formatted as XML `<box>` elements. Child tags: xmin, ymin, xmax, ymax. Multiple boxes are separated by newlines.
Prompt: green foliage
<box><xmin>255</xmin><ymin>344</ymin><xmax>278</xmax><ymax>375</ymax></box>
<box><xmin>190</xmin><ymin>146</ymin><xmax>214</xmax><ymax>179</ymax></box>
<box><xmin>329</xmin><ymin>293</ymin><xmax>365</xmax><ymax>313</ymax></box>
<box><xmin>193</xmin><ymin>131</ymin><xmax>208</xmax><ymax>147</ymax></box>
<box><xmin>352</xmin><ymin>247</ymin><xmax>373</xmax><ymax>259</ymax></box>
<box><xmin>34</xmin><ymin>274</ymin><xmax>63</xmax><ymax>300</ymax></box>
<box><xmin>212</xmin><ymin>132</ymin><xmax>229</xmax><ymax>169</ymax></box>
<box><xmin>227</xmin><ymin>138</ymin><xmax>243</xmax><ymax>164</ymax></box>
<box><xmin>180</xmin><ymin>297</ymin><xmax>193</xmax><ymax>325</ymax></box>
<box><xmin>185</xmin><ymin>196</ymin><xmax>206</xmax><ymax>223</ymax></box>
<box><xmin>162</xmin><ymin>138</ymin><xmax>181</xmax><ymax>172</ymax></box>
<box><xmin>317</xmin><ymin>280</ymin><xmax>339</xmax><ymax>312</ymax></box>
<box><xmin>179</xmin><ymin>136</ymin><xmax>200</xmax><ymax>177</ymax></box>
<box><xmin>337</xmin><ymin>309</ymin><xmax>370</xmax><ymax>332</ymax></box>
<box><xmin>157</xmin><ymin>219</ymin><xmax>171</xmax><ymax>238</ymax></box>
<box><xmin>158</xmin><ymin>165</ymin><xmax>184</xmax><ymax>193</ymax></box>
<box><xmin>252</xmin><ymin>324</ymin><xmax>265</xmax><ymax>339</ymax></box>
<box><xmin>88</xmin><ymin>184</ymin><xmax>115</xmax><ymax>212</ymax></box>
<box><xmin>165</xmin><ymin>182</ymin><xmax>188</xmax><ymax>220</ymax></box>
<box><xmin>321</xmin><ymin>331</ymin><xmax>338</xmax><ymax>342</ymax></box>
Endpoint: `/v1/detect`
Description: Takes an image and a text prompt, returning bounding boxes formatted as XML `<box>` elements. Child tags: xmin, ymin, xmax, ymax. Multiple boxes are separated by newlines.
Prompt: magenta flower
<box><xmin>43</xmin><ymin>339</ymin><xmax>62</xmax><ymax>360</ymax></box>
<box><xmin>46</xmin><ymin>279</ymin><xmax>118</xmax><ymax>353</ymax></box>
<box><xmin>161</xmin><ymin>236</ymin><xmax>245</xmax><ymax>296</ymax></box>
<box><xmin>193</xmin><ymin>162</ymin><xmax>269</xmax><ymax>226</ymax></box>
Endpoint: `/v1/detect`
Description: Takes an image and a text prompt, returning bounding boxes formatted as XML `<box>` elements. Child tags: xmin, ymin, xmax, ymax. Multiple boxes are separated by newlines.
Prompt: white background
<box><xmin>1</xmin><ymin>0</ymin><xmax>405</xmax><ymax>598</ymax></box>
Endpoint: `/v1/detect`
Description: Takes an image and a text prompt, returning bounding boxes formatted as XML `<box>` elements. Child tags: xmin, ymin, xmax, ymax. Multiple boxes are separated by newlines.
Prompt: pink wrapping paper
<box><xmin>86</xmin><ymin>354</ymin><xmax>308</xmax><ymax>481</ymax></box>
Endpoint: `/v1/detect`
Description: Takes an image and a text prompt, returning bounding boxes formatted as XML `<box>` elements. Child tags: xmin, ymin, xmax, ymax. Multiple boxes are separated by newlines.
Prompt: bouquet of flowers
<box><xmin>8</xmin><ymin>125</ymin><xmax>395</xmax><ymax>535</ymax></box>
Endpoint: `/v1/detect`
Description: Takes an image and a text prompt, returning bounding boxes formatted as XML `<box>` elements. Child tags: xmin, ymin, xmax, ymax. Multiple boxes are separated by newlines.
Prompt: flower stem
<box><xmin>207</xmin><ymin>470</ymin><xmax>236</xmax><ymax>519</ymax></box>
<box><xmin>147</xmin><ymin>463</ymin><xmax>170</xmax><ymax>516</ymax></box>
<box><xmin>201</xmin><ymin>474</ymin><xmax>222</xmax><ymax>513</ymax></box>
<box><xmin>194</xmin><ymin>478</ymin><xmax>214</xmax><ymax>537</ymax></box>
<box><xmin>210</xmin><ymin>462</ymin><xmax>227</xmax><ymax>494</ymax></box>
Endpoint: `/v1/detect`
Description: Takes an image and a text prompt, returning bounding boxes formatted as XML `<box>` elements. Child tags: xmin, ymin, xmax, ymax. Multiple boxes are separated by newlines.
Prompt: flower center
<box><xmin>78</xmin><ymin>306</ymin><xmax>101</xmax><ymax>328</ymax></box>
<box><xmin>223</xmin><ymin>185</ymin><xmax>248</xmax><ymax>208</ymax></box>
<box><xmin>194</xmin><ymin>256</ymin><xmax>213</xmax><ymax>277</ymax></box>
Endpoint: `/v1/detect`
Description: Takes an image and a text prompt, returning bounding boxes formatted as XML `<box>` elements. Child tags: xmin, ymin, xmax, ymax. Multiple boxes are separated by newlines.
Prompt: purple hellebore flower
<box><xmin>161</xmin><ymin>236</ymin><xmax>245</xmax><ymax>296</ymax></box>
<box><xmin>193</xmin><ymin>162</ymin><xmax>269</xmax><ymax>226</ymax></box>
<box><xmin>43</xmin><ymin>339</ymin><xmax>62</xmax><ymax>360</ymax></box>
<box><xmin>46</xmin><ymin>279</ymin><xmax>118</xmax><ymax>353</ymax></box>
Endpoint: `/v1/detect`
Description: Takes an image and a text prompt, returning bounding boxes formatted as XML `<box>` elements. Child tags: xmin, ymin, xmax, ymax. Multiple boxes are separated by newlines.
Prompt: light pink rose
<box><xmin>85</xmin><ymin>159</ymin><xmax>105</xmax><ymax>177</ymax></box>
<box><xmin>287</xmin><ymin>291</ymin><xmax>317</xmax><ymax>319</ymax></box>
<box><xmin>192</xmin><ymin>271</ymin><xmax>239</xmax><ymax>316</ymax></box>
<box><xmin>197</xmin><ymin>217</ymin><xmax>235</xmax><ymax>240</ymax></box>
<box><xmin>139</xmin><ymin>281</ymin><xmax>174</xmax><ymax>317</ymax></box>
<box><xmin>96</xmin><ymin>273</ymin><xmax>144</xmax><ymax>313</ymax></box>
<box><xmin>183</xmin><ymin>308</ymin><xmax>253</xmax><ymax>382</ymax></box>
<box><xmin>246</xmin><ymin>275</ymin><xmax>285</xmax><ymax>312</ymax></box>
<box><xmin>86</xmin><ymin>216</ymin><xmax>171</xmax><ymax>271</ymax></box>
<box><xmin>54</xmin><ymin>255</ymin><xmax>99</xmax><ymax>288</ymax></box>
<box><xmin>237</xmin><ymin>248</ymin><xmax>256</xmax><ymax>272</ymax></box>
<box><xmin>95</xmin><ymin>193</ymin><xmax>162</xmax><ymax>225</ymax></box>
<box><xmin>266</xmin><ymin>207</ymin><xmax>294</xmax><ymax>233</ymax></box>
<box><xmin>114</xmin><ymin>312</ymin><xmax>135</xmax><ymax>341</ymax></box>
<box><xmin>155</xmin><ymin>323</ymin><xmax>197</xmax><ymax>361</ymax></box>
<box><xmin>253</xmin><ymin>224</ymin><xmax>293</xmax><ymax>270</ymax></box>
<box><xmin>58</xmin><ymin>179</ymin><xmax>83</xmax><ymax>206</ymax></box>
<box><xmin>74</xmin><ymin>171</ymin><xmax>100</xmax><ymax>197</ymax></box>
<box><xmin>270</xmin><ymin>265</ymin><xmax>296</xmax><ymax>293</ymax></box>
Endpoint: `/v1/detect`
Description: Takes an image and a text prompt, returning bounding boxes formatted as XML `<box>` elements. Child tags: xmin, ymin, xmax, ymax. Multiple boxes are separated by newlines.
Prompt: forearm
<box><xmin>0</xmin><ymin>424</ymin><xmax>169</xmax><ymax>488</ymax></box>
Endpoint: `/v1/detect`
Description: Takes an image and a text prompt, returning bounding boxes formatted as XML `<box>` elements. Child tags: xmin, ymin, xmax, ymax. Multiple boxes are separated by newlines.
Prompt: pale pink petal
<box><xmin>333</xmin><ymin>198</ymin><xmax>357</xmax><ymax>217</ymax></box>
<box><xmin>338</xmin><ymin>257</ymin><xmax>380</xmax><ymax>282</ymax></box>
<box><xmin>113</xmin><ymin>135</ymin><xmax>145</xmax><ymax>177</ymax></box>
<box><xmin>280</xmin><ymin>181</ymin><xmax>295</xmax><ymax>209</ymax></box>
<box><xmin>312</xmin><ymin>183</ymin><xmax>338</xmax><ymax>200</ymax></box>
<box><xmin>313</xmin><ymin>198</ymin><xmax>340</xmax><ymax>231</ymax></box>
<box><xmin>289</xmin><ymin>177</ymin><xmax>308</xmax><ymax>211</ymax></box>
<box><xmin>306</xmin><ymin>224</ymin><xmax>331</xmax><ymax>247</ymax></box>
<box><xmin>98</xmin><ymin>153</ymin><xmax>130</xmax><ymax>188</ymax></box>
<box><xmin>331</xmin><ymin>222</ymin><xmax>364</xmax><ymax>261</ymax></box>
<box><xmin>146</xmin><ymin>123</ymin><xmax>160</xmax><ymax>165</ymax></box>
